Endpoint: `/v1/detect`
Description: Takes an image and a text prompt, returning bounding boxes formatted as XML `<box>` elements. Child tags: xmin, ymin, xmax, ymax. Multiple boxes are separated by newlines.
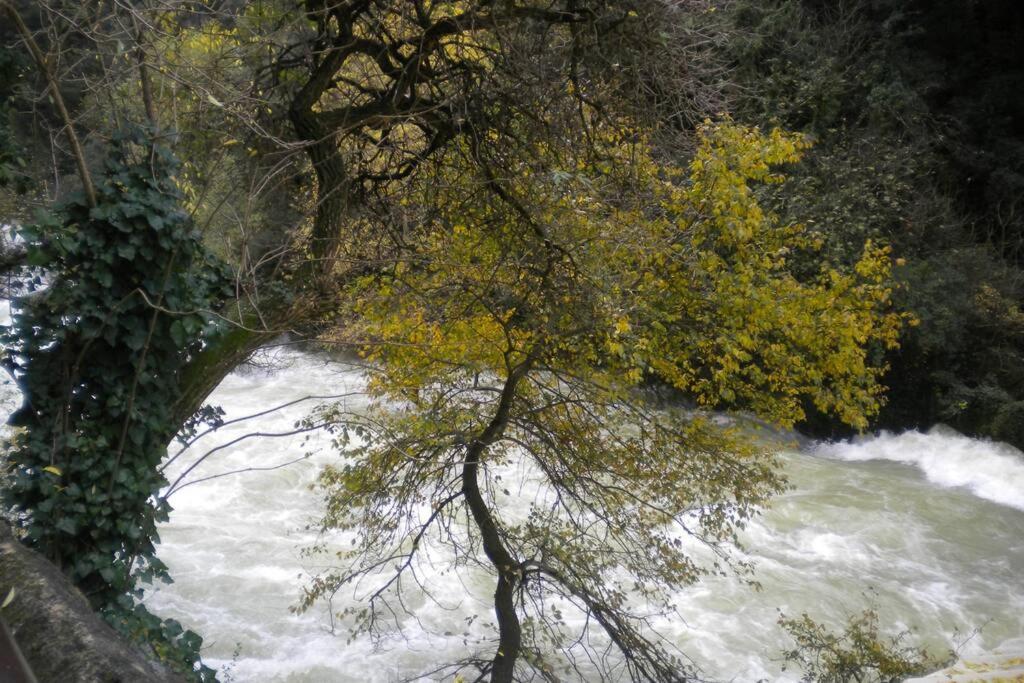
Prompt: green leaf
<box><xmin>169</xmin><ymin>320</ymin><xmax>186</xmax><ymax>347</ymax></box>
<box><xmin>55</xmin><ymin>517</ymin><xmax>77</xmax><ymax>535</ymax></box>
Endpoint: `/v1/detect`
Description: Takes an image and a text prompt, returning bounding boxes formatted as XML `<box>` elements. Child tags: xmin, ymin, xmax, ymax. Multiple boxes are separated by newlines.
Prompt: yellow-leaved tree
<box><xmin>301</xmin><ymin>118</ymin><xmax>901</xmax><ymax>682</ymax></box>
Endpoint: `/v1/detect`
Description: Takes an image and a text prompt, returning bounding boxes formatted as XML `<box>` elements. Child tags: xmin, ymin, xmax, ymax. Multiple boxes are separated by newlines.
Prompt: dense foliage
<box><xmin>1</xmin><ymin>128</ymin><xmax>227</xmax><ymax>679</ymax></box>
<box><xmin>0</xmin><ymin>45</ymin><xmax>27</xmax><ymax>192</ymax></box>
<box><xmin>722</xmin><ymin>0</ymin><xmax>1024</xmax><ymax>446</ymax></box>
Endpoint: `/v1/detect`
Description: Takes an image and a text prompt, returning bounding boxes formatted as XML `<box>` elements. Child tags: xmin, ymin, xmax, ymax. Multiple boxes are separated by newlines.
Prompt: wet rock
<box><xmin>909</xmin><ymin>641</ymin><xmax>1024</xmax><ymax>683</ymax></box>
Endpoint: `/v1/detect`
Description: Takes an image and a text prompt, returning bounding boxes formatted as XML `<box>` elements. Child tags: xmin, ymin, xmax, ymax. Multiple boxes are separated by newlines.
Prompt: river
<box><xmin>134</xmin><ymin>347</ymin><xmax>1024</xmax><ymax>682</ymax></box>
<box><xmin>1</xmin><ymin>330</ymin><xmax>1022</xmax><ymax>681</ymax></box>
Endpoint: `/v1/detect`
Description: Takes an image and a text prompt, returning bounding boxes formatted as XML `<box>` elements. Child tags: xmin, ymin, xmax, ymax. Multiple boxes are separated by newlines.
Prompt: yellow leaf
<box><xmin>1</xmin><ymin>588</ymin><xmax>14</xmax><ymax>609</ymax></box>
<box><xmin>43</xmin><ymin>465</ymin><xmax>62</xmax><ymax>476</ymax></box>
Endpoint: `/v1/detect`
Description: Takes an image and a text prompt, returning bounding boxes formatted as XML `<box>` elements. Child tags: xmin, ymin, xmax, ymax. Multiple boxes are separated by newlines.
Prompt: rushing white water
<box><xmin>1</xmin><ymin>329</ymin><xmax>1022</xmax><ymax>681</ymax></box>
<box><xmin>814</xmin><ymin>428</ymin><xmax>1024</xmax><ymax>512</ymax></box>
<box><xmin>135</xmin><ymin>350</ymin><xmax>1024</xmax><ymax>682</ymax></box>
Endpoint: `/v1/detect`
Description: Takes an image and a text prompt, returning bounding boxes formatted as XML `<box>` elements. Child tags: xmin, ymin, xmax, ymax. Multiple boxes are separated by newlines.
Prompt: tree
<box><xmin>0</xmin><ymin>0</ymin><xmax>729</xmax><ymax>677</ymax></box>
<box><xmin>299</xmin><ymin>118</ymin><xmax>901</xmax><ymax>681</ymax></box>
<box><xmin>717</xmin><ymin>0</ymin><xmax>1024</xmax><ymax>447</ymax></box>
<box><xmin>142</xmin><ymin>0</ymin><xmax>725</xmax><ymax>425</ymax></box>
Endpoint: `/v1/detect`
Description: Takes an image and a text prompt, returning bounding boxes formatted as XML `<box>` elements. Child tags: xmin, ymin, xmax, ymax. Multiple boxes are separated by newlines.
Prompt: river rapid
<box><xmin>2</xmin><ymin>338</ymin><xmax>1023</xmax><ymax>681</ymax></box>
<box><xmin>131</xmin><ymin>348</ymin><xmax>1023</xmax><ymax>682</ymax></box>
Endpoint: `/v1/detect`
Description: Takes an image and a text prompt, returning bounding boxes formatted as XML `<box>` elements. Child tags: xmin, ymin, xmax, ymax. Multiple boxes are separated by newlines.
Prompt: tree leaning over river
<box><xmin>302</xmin><ymin>120</ymin><xmax>900</xmax><ymax>680</ymax></box>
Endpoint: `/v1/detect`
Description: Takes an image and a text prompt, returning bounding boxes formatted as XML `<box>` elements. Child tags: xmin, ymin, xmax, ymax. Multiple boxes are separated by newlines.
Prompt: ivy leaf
<box><xmin>169</xmin><ymin>320</ymin><xmax>186</xmax><ymax>347</ymax></box>
<box><xmin>55</xmin><ymin>517</ymin><xmax>78</xmax><ymax>535</ymax></box>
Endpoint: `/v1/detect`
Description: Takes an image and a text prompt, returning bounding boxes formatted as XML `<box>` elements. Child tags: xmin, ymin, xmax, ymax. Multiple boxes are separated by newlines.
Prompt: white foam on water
<box><xmin>813</xmin><ymin>427</ymin><xmax>1024</xmax><ymax>511</ymax></box>
<box><xmin>2</xmin><ymin>334</ymin><xmax>1023</xmax><ymax>681</ymax></box>
<box><xmin>0</xmin><ymin>301</ymin><xmax>21</xmax><ymax>448</ymax></box>
<box><xmin>145</xmin><ymin>353</ymin><xmax>1024</xmax><ymax>681</ymax></box>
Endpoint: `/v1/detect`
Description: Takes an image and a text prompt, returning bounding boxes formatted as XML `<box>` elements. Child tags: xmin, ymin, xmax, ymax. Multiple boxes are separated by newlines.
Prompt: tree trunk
<box><xmin>171</xmin><ymin>45</ymin><xmax>358</xmax><ymax>429</ymax></box>
<box><xmin>460</xmin><ymin>356</ymin><xmax>536</xmax><ymax>682</ymax></box>
<box><xmin>463</xmin><ymin>447</ymin><xmax>522</xmax><ymax>683</ymax></box>
<box><xmin>171</xmin><ymin>325</ymin><xmax>278</xmax><ymax>428</ymax></box>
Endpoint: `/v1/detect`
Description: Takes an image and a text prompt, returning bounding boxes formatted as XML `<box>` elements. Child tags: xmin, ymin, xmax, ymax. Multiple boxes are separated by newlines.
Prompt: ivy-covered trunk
<box><xmin>1</xmin><ymin>128</ymin><xmax>228</xmax><ymax>680</ymax></box>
